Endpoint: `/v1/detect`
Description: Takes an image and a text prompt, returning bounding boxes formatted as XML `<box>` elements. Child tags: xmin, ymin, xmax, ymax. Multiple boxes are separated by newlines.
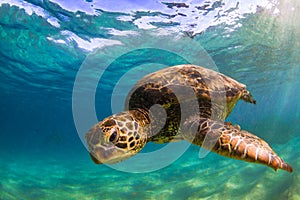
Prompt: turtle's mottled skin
<box><xmin>86</xmin><ymin>65</ymin><xmax>293</xmax><ymax>172</ymax></box>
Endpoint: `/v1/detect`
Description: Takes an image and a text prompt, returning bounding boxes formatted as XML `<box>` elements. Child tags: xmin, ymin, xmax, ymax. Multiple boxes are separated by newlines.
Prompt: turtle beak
<box><xmin>88</xmin><ymin>144</ymin><xmax>131</xmax><ymax>164</ymax></box>
<box><xmin>89</xmin><ymin>152</ymin><xmax>102</xmax><ymax>164</ymax></box>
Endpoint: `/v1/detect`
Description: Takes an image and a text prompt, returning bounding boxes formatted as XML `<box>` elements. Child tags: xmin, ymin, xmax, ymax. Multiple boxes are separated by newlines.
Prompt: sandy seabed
<box><xmin>0</xmin><ymin>138</ymin><xmax>299</xmax><ymax>200</ymax></box>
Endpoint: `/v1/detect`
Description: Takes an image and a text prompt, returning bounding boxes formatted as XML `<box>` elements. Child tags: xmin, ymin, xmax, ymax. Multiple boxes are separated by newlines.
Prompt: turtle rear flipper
<box><xmin>184</xmin><ymin>118</ymin><xmax>293</xmax><ymax>173</ymax></box>
<box><xmin>241</xmin><ymin>89</ymin><xmax>256</xmax><ymax>104</ymax></box>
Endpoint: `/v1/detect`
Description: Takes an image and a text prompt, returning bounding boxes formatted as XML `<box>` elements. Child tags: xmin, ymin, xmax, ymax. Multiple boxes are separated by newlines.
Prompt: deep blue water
<box><xmin>1</xmin><ymin>0</ymin><xmax>300</xmax><ymax>199</ymax></box>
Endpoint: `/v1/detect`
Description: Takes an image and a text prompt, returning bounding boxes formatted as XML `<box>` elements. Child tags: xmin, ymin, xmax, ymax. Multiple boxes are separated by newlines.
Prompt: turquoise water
<box><xmin>1</xmin><ymin>0</ymin><xmax>300</xmax><ymax>199</ymax></box>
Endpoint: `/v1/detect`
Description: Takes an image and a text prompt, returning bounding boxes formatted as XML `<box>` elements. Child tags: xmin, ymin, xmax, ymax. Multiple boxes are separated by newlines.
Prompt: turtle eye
<box><xmin>109</xmin><ymin>131</ymin><xmax>118</xmax><ymax>143</ymax></box>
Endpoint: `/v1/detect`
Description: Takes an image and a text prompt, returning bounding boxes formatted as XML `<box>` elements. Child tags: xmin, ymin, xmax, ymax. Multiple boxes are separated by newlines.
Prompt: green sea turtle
<box><xmin>85</xmin><ymin>64</ymin><xmax>293</xmax><ymax>172</ymax></box>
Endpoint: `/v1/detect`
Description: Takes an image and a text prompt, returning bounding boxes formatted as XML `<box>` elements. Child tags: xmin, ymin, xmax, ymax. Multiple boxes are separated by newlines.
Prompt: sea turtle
<box><xmin>85</xmin><ymin>64</ymin><xmax>293</xmax><ymax>172</ymax></box>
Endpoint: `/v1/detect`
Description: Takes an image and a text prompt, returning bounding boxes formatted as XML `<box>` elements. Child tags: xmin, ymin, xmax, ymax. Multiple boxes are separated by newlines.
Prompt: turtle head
<box><xmin>85</xmin><ymin>111</ymin><xmax>147</xmax><ymax>164</ymax></box>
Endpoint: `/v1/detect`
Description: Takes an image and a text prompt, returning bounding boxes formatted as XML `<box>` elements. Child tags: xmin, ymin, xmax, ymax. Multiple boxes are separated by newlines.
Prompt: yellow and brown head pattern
<box><xmin>85</xmin><ymin>111</ymin><xmax>148</xmax><ymax>164</ymax></box>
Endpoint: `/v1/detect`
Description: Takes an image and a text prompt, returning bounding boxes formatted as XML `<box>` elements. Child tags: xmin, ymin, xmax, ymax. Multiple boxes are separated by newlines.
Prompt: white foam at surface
<box><xmin>59</xmin><ymin>30</ymin><xmax>122</xmax><ymax>51</ymax></box>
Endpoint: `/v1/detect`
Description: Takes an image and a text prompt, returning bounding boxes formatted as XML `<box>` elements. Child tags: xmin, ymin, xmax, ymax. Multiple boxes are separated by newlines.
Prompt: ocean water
<box><xmin>1</xmin><ymin>0</ymin><xmax>300</xmax><ymax>199</ymax></box>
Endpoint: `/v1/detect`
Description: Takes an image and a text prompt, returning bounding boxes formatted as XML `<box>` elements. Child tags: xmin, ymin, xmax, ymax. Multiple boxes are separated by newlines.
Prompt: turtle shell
<box><xmin>125</xmin><ymin>64</ymin><xmax>255</xmax><ymax>142</ymax></box>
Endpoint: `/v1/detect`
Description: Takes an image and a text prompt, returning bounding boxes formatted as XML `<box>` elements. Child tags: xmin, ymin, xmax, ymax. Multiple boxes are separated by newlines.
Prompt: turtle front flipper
<box><xmin>183</xmin><ymin>117</ymin><xmax>293</xmax><ymax>173</ymax></box>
